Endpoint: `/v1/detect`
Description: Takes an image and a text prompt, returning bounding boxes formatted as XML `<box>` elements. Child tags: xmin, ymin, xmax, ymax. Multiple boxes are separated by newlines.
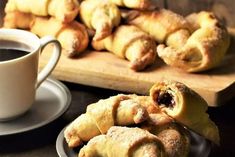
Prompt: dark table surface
<box><xmin>0</xmin><ymin>81</ymin><xmax>235</xmax><ymax>157</ymax></box>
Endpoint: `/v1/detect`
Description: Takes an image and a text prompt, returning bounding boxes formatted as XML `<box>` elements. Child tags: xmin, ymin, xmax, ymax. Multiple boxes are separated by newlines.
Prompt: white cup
<box><xmin>0</xmin><ymin>28</ymin><xmax>61</xmax><ymax>121</ymax></box>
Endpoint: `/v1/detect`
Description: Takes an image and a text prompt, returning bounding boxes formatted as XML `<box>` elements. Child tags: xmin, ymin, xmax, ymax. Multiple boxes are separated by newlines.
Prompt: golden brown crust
<box><xmin>64</xmin><ymin>94</ymin><xmax>155</xmax><ymax>148</ymax></box>
<box><xmin>3</xmin><ymin>11</ymin><xmax>34</xmax><ymax>29</ymax></box>
<box><xmin>80</xmin><ymin>0</ymin><xmax>121</xmax><ymax>41</ymax></box>
<box><xmin>79</xmin><ymin>126</ymin><xmax>166</xmax><ymax>157</ymax></box>
<box><xmin>5</xmin><ymin>0</ymin><xmax>80</xmax><ymax>23</ymax></box>
<box><xmin>92</xmin><ymin>25</ymin><xmax>157</xmax><ymax>71</ymax></box>
<box><xmin>124</xmin><ymin>9</ymin><xmax>191</xmax><ymax>43</ymax></box>
<box><xmin>140</xmin><ymin>112</ymin><xmax>190</xmax><ymax>157</ymax></box>
<box><xmin>109</xmin><ymin>0</ymin><xmax>158</xmax><ymax>10</ymax></box>
<box><xmin>157</xmin><ymin>11</ymin><xmax>230</xmax><ymax>72</ymax></box>
<box><xmin>3</xmin><ymin>11</ymin><xmax>89</xmax><ymax>57</ymax></box>
<box><xmin>156</xmin><ymin>124</ymin><xmax>190</xmax><ymax>157</ymax></box>
<box><xmin>31</xmin><ymin>16</ymin><xmax>89</xmax><ymax>57</ymax></box>
<box><xmin>149</xmin><ymin>80</ymin><xmax>220</xmax><ymax>145</ymax></box>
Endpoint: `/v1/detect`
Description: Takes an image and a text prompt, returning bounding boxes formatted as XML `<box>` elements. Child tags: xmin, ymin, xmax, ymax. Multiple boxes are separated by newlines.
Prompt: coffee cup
<box><xmin>0</xmin><ymin>28</ymin><xmax>61</xmax><ymax>121</ymax></box>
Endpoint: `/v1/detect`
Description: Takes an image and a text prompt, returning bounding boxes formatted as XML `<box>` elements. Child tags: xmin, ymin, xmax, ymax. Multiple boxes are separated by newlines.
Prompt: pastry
<box><xmin>5</xmin><ymin>0</ymin><xmax>79</xmax><ymax>23</ymax></box>
<box><xmin>80</xmin><ymin>0</ymin><xmax>121</xmax><ymax>41</ymax></box>
<box><xmin>157</xmin><ymin>11</ymin><xmax>230</xmax><ymax>72</ymax></box>
<box><xmin>141</xmin><ymin>113</ymin><xmax>190</xmax><ymax>157</ymax></box>
<box><xmin>92</xmin><ymin>25</ymin><xmax>157</xmax><ymax>71</ymax></box>
<box><xmin>64</xmin><ymin>94</ymin><xmax>157</xmax><ymax>147</ymax></box>
<box><xmin>105</xmin><ymin>0</ymin><xmax>157</xmax><ymax>10</ymax></box>
<box><xmin>3</xmin><ymin>11</ymin><xmax>89</xmax><ymax>57</ymax></box>
<box><xmin>123</xmin><ymin>9</ymin><xmax>191</xmax><ymax>46</ymax></box>
<box><xmin>78</xmin><ymin>126</ymin><xmax>166</xmax><ymax>157</ymax></box>
<box><xmin>150</xmin><ymin>80</ymin><xmax>220</xmax><ymax>144</ymax></box>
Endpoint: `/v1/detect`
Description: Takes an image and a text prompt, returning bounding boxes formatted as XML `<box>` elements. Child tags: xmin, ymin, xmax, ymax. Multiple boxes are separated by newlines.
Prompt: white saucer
<box><xmin>56</xmin><ymin>126</ymin><xmax>211</xmax><ymax>157</ymax></box>
<box><xmin>0</xmin><ymin>77</ymin><xmax>71</xmax><ymax>136</ymax></box>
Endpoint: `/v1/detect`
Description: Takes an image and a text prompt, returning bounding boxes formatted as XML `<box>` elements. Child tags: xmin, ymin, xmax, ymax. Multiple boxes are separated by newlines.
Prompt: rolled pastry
<box><xmin>3</xmin><ymin>11</ymin><xmax>89</xmax><ymax>57</ymax></box>
<box><xmin>92</xmin><ymin>25</ymin><xmax>157</xmax><ymax>71</ymax></box>
<box><xmin>157</xmin><ymin>11</ymin><xmax>230</xmax><ymax>72</ymax></box>
<box><xmin>31</xmin><ymin>16</ymin><xmax>89</xmax><ymax>57</ymax></box>
<box><xmin>79</xmin><ymin>0</ymin><xmax>121</xmax><ymax>40</ymax></box>
<box><xmin>106</xmin><ymin>0</ymin><xmax>158</xmax><ymax>10</ymax></box>
<box><xmin>149</xmin><ymin>80</ymin><xmax>220</xmax><ymax>145</ymax></box>
<box><xmin>64</xmin><ymin>94</ymin><xmax>157</xmax><ymax>148</ymax></box>
<box><xmin>78</xmin><ymin>126</ymin><xmax>166</xmax><ymax>157</ymax></box>
<box><xmin>123</xmin><ymin>9</ymin><xmax>191</xmax><ymax>45</ymax></box>
<box><xmin>5</xmin><ymin>0</ymin><xmax>80</xmax><ymax>23</ymax></box>
<box><xmin>141</xmin><ymin>113</ymin><xmax>190</xmax><ymax>157</ymax></box>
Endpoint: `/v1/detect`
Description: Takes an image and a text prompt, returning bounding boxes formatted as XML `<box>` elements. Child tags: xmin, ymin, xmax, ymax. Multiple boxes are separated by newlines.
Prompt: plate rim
<box><xmin>56</xmin><ymin>127</ymin><xmax>70</xmax><ymax>157</ymax></box>
<box><xmin>0</xmin><ymin>77</ymin><xmax>72</xmax><ymax>136</ymax></box>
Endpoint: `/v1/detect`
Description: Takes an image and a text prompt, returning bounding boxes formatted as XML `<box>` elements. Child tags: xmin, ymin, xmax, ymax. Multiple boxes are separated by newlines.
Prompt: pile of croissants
<box><xmin>3</xmin><ymin>0</ymin><xmax>230</xmax><ymax>72</ymax></box>
<box><xmin>64</xmin><ymin>80</ymin><xmax>219</xmax><ymax>157</ymax></box>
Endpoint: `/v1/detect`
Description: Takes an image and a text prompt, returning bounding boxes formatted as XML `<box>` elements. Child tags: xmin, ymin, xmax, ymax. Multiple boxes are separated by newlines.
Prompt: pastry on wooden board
<box><xmin>104</xmin><ymin>0</ymin><xmax>158</xmax><ymax>10</ymax></box>
<box><xmin>157</xmin><ymin>11</ymin><xmax>230</xmax><ymax>72</ymax></box>
<box><xmin>124</xmin><ymin>9</ymin><xmax>230</xmax><ymax>72</ymax></box>
<box><xmin>79</xmin><ymin>0</ymin><xmax>121</xmax><ymax>41</ymax></box>
<box><xmin>2</xmin><ymin>0</ymin><xmax>231</xmax><ymax>72</ymax></box>
<box><xmin>123</xmin><ymin>9</ymin><xmax>192</xmax><ymax>45</ymax></box>
<box><xmin>5</xmin><ymin>0</ymin><xmax>79</xmax><ymax>23</ymax></box>
<box><xmin>92</xmin><ymin>25</ymin><xmax>157</xmax><ymax>71</ymax></box>
<box><xmin>3</xmin><ymin>11</ymin><xmax>89</xmax><ymax>57</ymax></box>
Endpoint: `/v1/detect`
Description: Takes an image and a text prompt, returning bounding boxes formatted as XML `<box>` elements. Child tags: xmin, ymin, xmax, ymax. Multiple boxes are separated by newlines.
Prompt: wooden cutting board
<box><xmin>39</xmin><ymin>28</ymin><xmax>235</xmax><ymax>107</ymax></box>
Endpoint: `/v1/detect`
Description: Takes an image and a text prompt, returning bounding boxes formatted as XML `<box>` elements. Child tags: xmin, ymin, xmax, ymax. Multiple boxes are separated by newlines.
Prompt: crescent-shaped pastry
<box><xmin>5</xmin><ymin>0</ymin><xmax>80</xmax><ymax>23</ymax></box>
<box><xmin>92</xmin><ymin>25</ymin><xmax>157</xmax><ymax>71</ymax></box>
<box><xmin>3</xmin><ymin>11</ymin><xmax>89</xmax><ymax>57</ymax></box>
<box><xmin>79</xmin><ymin>0</ymin><xmax>121</xmax><ymax>41</ymax></box>
<box><xmin>64</xmin><ymin>94</ymin><xmax>157</xmax><ymax>148</ymax></box>
<box><xmin>157</xmin><ymin>11</ymin><xmax>230</xmax><ymax>72</ymax></box>
<box><xmin>123</xmin><ymin>9</ymin><xmax>191</xmax><ymax>45</ymax></box>
<box><xmin>141</xmin><ymin>113</ymin><xmax>190</xmax><ymax>157</ymax></box>
<box><xmin>78</xmin><ymin>126</ymin><xmax>166</xmax><ymax>157</ymax></box>
<box><xmin>107</xmin><ymin>0</ymin><xmax>158</xmax><ymax>10</ymax></box>
<box><xmin>149</xmin><ymin>80</ymin><xmax>220</xmax><ymax>145</ymax></box>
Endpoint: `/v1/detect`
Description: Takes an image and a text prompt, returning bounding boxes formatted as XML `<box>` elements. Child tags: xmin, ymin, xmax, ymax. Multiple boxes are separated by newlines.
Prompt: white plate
<box><xmin>56</xmin><ymin>126</ymin><xmax>211</xmax><ymax>157</ymax></box>
<box><xmin>0</xmin><ymin>77</ymin><xmax>71</xmax><ymax>136</ymax></box>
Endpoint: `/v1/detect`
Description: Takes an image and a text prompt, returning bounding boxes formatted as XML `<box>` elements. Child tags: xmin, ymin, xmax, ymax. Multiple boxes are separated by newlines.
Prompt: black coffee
<box><xmin>0</xmin><ymin>49</ymin><xmax>30</xmax><ymax>61</ymax></box>
<box><xmin>0</xmin><ymin>40</ymin><xmax>32</xmax><ymax>62</ymax></box>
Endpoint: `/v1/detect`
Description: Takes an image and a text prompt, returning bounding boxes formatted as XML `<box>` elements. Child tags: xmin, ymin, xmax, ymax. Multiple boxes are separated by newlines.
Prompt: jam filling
<box><xmin>157</xmin><ymin>92</ymin><xmax>175</xmax><ymax>110</ymax></box>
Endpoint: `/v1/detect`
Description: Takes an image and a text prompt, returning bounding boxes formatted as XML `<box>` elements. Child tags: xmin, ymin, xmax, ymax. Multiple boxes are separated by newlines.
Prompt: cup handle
<box><xmin>36</xmin><ymin>36</ymin><xmax>61</xmax><ymax>88</ymax></box>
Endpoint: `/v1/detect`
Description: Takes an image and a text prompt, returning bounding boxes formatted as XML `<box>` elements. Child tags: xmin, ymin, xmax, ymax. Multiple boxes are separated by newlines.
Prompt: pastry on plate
<box><xmin>150</xmin><ymin>80</ymin><xmax>220</xmax><ymax>144</ymax></box>
<box><xmin>79</xmin><ymin>126</ymin><xmax>166</xmax><ymax>157</ymax></box>
<box><xmin>64</xmin><ymin>94</ymin><xmax>157</xmax><ymax>147</ymax></box>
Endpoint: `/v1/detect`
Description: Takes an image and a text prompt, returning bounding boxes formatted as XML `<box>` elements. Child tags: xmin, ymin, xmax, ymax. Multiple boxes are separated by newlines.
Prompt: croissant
<box><xmin>141</xmin><ymin>113</ymin><xmax>190</xmax><ymax>157</ymax></box>
<box><xmin>80</xmin><ymin>0</ymin><xmax>121</xmax><ymax>41</ymax></box>
<box><xmin>5</xmin><ymin>0</ymin><xmax>79</xmax><ymax>23</ymax></box>
<box><xmin>3</xmin><ymin>10</ymin><xmax>34</xmax><ymax>29</ymax></box>
<box><xmin>157</xmin><ymin>11</ymin><xmax>230</xmax><ymax>72</ymax></box>
<box><xmin>78</xmin><ymin>126</ymin><xmax>166</xmax><ymax>157</ymax></box>
<box><xmin>123</xmin><ymin>9</ymin><xmax>192</xmax><ymax>47</ymax></box>
<box><xmin>64</xmin><ymin>94</ymin><xmax>157</xmax><ymax>148</ymax></box>
<box><xmin>92</xmin><ymin>25</ymin><xmax>157</xmax><ymax>71</ymax></box>
<box><xmin>102</xmin><ymin>0</ymin><xmax>157</xmax><ymax>10</ymax></box>
<box><xmin>149</xmin><ymin>80</ymin><xmax>220</xmax><ymax>145</ymax></box>
<box><xmin>3</xmin><ymin>11</ymin><xmax>89</xmax><ymax>57</ymax></box>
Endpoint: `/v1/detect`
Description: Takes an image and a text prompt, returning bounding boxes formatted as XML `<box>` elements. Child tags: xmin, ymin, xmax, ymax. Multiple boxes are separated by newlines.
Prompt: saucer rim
<box><xmin>0</xmin><ymin>77</ymin><xmax>71</xmax><ymax>136</ymax></box>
